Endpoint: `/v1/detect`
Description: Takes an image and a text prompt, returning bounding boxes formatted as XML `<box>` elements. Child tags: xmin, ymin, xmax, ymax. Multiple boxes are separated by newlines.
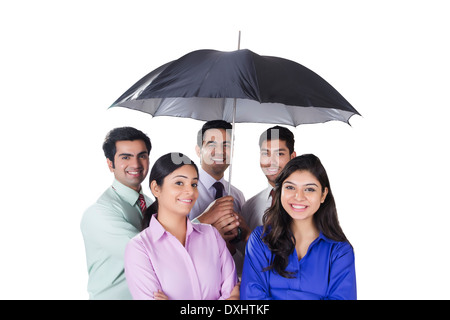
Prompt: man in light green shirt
<box><xmin>81</xmin><ymin>127</ymin><xmax>152</xmax><ymax>299</ymax></box>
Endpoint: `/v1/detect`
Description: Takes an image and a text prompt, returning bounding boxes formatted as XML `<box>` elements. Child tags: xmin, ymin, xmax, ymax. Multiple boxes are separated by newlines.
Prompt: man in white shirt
<box><xmin>241</xmin><ymin>125</ymin><xmax>297</xmax><ymax>231</ymax></box>
<box><xmin>188</xmin><ymin>120</ymin><xmax>249</xmax><ymax>271</ymax></box>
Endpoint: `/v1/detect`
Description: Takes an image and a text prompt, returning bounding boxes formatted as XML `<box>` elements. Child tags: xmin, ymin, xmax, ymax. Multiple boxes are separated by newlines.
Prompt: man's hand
<box><xmin>212</xmin><ymin>212</ymin><xmax>240</xmax><ymax>242</ymax></box>
<box><xmin>232</xmin><ymin>212</ymin><xmax>251</xmax><ymax>243</ymax></box>
<box><xmin>196</xmin><ymin>196</ymin><xmax>235</xmax><ymax>225</ymax></box>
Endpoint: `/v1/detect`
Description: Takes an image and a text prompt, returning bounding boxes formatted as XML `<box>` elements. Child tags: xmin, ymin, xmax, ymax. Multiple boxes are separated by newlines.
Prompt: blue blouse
<box><xmin>240</xmin><ymin>226</ymin><xmax>357</xmax><ymax>300</ymax></box>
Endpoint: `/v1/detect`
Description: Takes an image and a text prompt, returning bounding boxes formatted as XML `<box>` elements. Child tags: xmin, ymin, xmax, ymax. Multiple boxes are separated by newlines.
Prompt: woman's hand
<box><xmin>226</xmin><ymin>282</ymin><xmax>241</xmax><ymax>300</ymax></box>
<box><xmin>153</xmin><ymin>290</ymin><xmax>169</xmax><ymax>300</ymax></box>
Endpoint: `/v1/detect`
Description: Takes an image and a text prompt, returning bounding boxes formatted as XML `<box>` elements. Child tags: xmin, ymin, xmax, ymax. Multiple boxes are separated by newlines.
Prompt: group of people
<box><xmin>80</xmin><ymin>120</ymin><xmax>357</xmax><ymax>300</ymax></box>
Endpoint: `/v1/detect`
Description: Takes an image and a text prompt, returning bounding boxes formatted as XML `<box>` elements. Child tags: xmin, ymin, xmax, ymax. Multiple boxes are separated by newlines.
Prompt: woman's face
<box><xmin>281</xmin><ymin>169</ymin><xmax>328</xmax><ymax>222</ymax></box>
<box><xmin>153</xmin><ymin>165</ymin><xmax>199</xmax><ymax>217</ymax></box>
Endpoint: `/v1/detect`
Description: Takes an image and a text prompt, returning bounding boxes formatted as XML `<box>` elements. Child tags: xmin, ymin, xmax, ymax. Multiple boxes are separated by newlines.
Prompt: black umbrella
<box><xmin>110</xmin><ymin>48</ymin><xmax>360</xmax><ymax>190</ymax></box>
<box><xmin>110</xmin><ymin>48</ymin><xmax>359</xmax><ymax>126</ymax></box>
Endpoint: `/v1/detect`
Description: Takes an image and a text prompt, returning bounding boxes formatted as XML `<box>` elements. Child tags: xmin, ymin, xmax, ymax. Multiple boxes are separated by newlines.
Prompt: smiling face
<box><xmin>260</xmin><ymin>139</ymin><xmax>296</xmax><ymax>187</ymax></box>
<box><xmin>151</xmin><ymin>164</ymin><xmax>199</xmax><ymax>218</ymax></box>
<box><xmin>196</xmin><ymin>128</ymin><xmax>231</xmax><ymax>180</ymax></box>
<box><xmin>107</xmin><ymin>140</ymin><xmax>150</xmax><ymax>192</ymax></box>
<box><xmin>281</xmin><ymin>169</ymin><xmax>328</xmax><ymax>223</ymax></box>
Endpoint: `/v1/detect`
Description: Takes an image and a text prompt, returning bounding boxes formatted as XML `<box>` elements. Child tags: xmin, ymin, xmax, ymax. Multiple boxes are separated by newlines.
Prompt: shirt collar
<box><xmin>111</xmin><ymin>179</ymin><xmax>142</xmax><ymax>207</ymax></box>
<box><xmin>265</xmin><ymin>184</ymin><xmax>274</xmax><ymax>200</ymax></box>
<box><xmin>199</xmin><ymin>167</ymin><xmax>228</xmax><ymax>193</ymax></box>
<box><xmin>148</xmin><ymin>214</ymin><xmax>203</xmax><ymax>243</ymax></box>
<box><xmin>316</xmin><ymin>231</ymin><xmax>340</xmax><ymax>244</ymax></box>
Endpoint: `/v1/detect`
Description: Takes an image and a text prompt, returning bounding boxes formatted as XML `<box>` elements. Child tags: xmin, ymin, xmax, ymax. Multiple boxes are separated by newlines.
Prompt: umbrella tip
<box><xmin>237</xmin><ymin>30</ymin><xmax>241</xmax><ymax>50</ymax></box>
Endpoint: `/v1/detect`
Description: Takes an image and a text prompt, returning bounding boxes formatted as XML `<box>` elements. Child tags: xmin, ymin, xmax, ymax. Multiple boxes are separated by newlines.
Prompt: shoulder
<box><xmin>247</xmin><ymin>226</ymin><xmax>265</xmax><ymax>246</ymax></box>
<box><xmin>242</xmin><ymin>193</ymin><xmax>258</xmax><ymax>208</ymax></box>
<box><xmin>127</xmin><ymin>230</ymin><xmax>146</xmax><ymax>248</ymax></box>
<box><xmin>80</xmin><ymin>187</ymin><xmax>134</xmax><ymax>228</ymax></box>
<box><xmin>245</xmin><ymin>226</ymin><xmax>271</xmax><ymax>258</ymax></box>
<box><xmin>194</xmin><ymin>222</ymin><xmax>220</xmax><ymax>238</ymax></box>
<box><xmin>242</xmin><ymin>188</ymin><xmax>268</xmax><ymax>208</ymax></box>
<box><xmin>229</xmin><ymin>184</ymin><xmax>245</xmax><ymax>200</ymax></box>
<box><xmin>124</xmin><ymin>231</ymin><xmax>152</xmax><ymax>264</ymax></box>
<box><xmin>192</xmin><ymin>223</ymin><xmax>227</xmax><ymax>252</ymax></box>
<box><xmin>82</xmin><ymin>192</ymin><xmax>120</xmax><ymax>221</ymax></box>
<box><xmin>320</xmin><ymin>235</ymin><xmax>354</xmax><ymax>260</ymax></box>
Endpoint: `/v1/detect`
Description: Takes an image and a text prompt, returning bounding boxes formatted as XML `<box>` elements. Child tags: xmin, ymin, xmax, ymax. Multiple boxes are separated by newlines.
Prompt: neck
<box><xmin>202</xmin><ymin>165</ymin><xmax>224</xmax><ymax>181</ymax></box>
<box><xmin>156</xmin><ymin>210</ymin><xmax>187</xmax><ymax>246</ymax></box>
<box><xmin>290</xmin><ymin>218</ymin><xmax>319</xmax><ymax>242</ymax></box>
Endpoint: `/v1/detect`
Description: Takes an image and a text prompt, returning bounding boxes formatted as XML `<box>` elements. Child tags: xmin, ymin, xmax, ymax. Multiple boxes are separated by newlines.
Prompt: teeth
<box><xmin>265</xmin><ymin>168</ymin><xmax>278</xmax><ymax>174</ymax></box>
<box><xmin>292</xmin><ymin>204</ymin><xmax>306</xmax><ymax>209</ymax></box>
<box><xmin>179</xmin><ymin>199</ymin><xmax>192</xmax><ymax>203</ymax></box>
<box><xmin>128</xmin><ymin>171</ymin><xmax>139</xmax><ymax>175</ymax></box>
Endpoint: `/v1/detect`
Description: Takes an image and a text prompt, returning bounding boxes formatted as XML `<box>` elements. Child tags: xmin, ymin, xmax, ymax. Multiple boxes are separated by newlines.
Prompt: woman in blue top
<box><xmin>241</xmin><ymin>154</ymin><xmax>356</xmax><ymax>300</ymax></box>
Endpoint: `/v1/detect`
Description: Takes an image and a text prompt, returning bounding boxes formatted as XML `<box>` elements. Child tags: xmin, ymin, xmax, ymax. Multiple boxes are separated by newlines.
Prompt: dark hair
<box><xmin>262</xmin><ymin>154</ymin><xmax>349</xmax><ymax>278</ymax></box>
<box><xmin>259</xmin><ymin>125</ymin><xmax>295</xmax><ymax>155</ymax></box>
<box><xmin>102</xmin><ymin>127</ymin><xmax>152</xmax><ymax>167</ymax></box>
<box><xmin>196</xmin><ymin>120</ymin><xmax>232</xmax><ymax>147</ymax></box>
<box><xmin>141</xmin><ymin>152</ymin><xmax>198</xmax><ymax>229</ymax></box>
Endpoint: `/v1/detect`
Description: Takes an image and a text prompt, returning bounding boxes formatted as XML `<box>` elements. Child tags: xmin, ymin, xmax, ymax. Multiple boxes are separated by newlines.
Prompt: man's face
<box><xmin>107</xmin><ymin>140</ymin><xmax>150</xmax><ymax>192</ymax></box>
<box><xmin>260</xmin><ymin>139</ymin><xmax>296</xmax><ymax>187</ymax></box>
<box><xmin>196</xmin><ymin>128</ymin><xmax>231</xmax><ymax>179</ymax></box>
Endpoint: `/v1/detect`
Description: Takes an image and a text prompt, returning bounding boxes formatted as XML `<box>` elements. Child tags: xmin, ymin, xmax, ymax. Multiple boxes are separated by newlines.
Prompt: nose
<box><xmin>185</xmin><ymin>184</ymin><xmax>198</xmax><ymax>199</ymax></box>
<box><xmin>294</xmin><ymin>189</ymin><xmax>306</xmax><ymax>200</ymax></box>
<box><xmin>129</xmin><ymin>156</ymin><xmax>142</xmax><ymax>168</ymax></box>
<box><xmin>270</xmin><ymin>154</ymin><xmax>279</xmax><ymax>167</ymax></box>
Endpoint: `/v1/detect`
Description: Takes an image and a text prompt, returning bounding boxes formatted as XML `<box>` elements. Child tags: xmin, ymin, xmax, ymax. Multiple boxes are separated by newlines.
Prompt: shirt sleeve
<box><xmin>124</xmin><ymin>236</ymin><xmax>161</xmax><ymax>300</ymax></box>
<box><xmin>325</xmin><ymin>242</ymin><xmax>357</xmax><ymax>300</ymax></box>
<box><xmin>240</xmin><ymin>227</ymin><xmax>272</xmax><ymax>300</ymax></box>
<box><xmin>213</xmin><ymin>227</ymin><xmax>238</xmax><ymax>300</ymax></box>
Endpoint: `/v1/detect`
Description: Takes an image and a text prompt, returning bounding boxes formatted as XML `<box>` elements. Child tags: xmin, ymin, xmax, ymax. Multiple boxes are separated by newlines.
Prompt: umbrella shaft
<box><xmin>227</xmin><ymin>98</ymin><xmax>237</xmax><ymax>195</ymax></box>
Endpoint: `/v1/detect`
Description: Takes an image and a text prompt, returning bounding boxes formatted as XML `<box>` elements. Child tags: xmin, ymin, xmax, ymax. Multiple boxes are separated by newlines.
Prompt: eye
<box><xmin>121</xmin><ymin>156</ymin><xmax>130</xmax><ymax>160</ymax></box>
<box><xmin>175</xmin><ymin>181</ymin><xmax>184</xmax><ymax>186</ymax></box>
<box><xmin>284</xmin><ymin>185</ymin><xmax>295</xmax><ymax>191</ymax></box>
<box><xmin>139</xmin><ymin>154</ymin><xmax>148</xmax><ymax>159</ymax></box>
<box><xmin>191</xmin><ymin>183</ymin><xmax>198</xmax><ymax>188</ymax></box>
<box><xmin>305</xmin><ymin>187</ymin><xmax>316</xmax><ymax>192</ymax></box>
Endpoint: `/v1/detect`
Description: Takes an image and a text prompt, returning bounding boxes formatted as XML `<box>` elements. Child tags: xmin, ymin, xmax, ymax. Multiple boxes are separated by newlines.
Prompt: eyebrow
<box><xmin>205</xmin><ymin>140</ymin><xmax>230</xmax><ymax>145</ymax></box>
<box><xmin>171</xmin><ymin>175</ymin><xmax>199</xmax><ymax>180</ymax></box>
<box><xmin>283</xmin><ymin>180</ymin><xmax>319</xmax><ymax>187</ymax></box>
<box><xmin>261</xmin><ymin>147</ymin><xmax>288</xmax><ymax>152</ymax></box>
<box><xmin>118</xmin><ymin>153</ymin><xmax>133</xmax><ymax>157</ymax></box>
<box><xmin>118</xmin><ymin>151</ymin><xmax>148</xmax><ymax>157</ymax></box>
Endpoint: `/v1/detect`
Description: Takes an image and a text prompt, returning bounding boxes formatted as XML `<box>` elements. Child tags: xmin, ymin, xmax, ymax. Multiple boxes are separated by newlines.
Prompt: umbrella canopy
<box><xmin>110</xmin><ymin>49</ymin><xmax>360</xmax><ymax>126</ymax></box>
<box><xmin>109</xmin><ymin>48</ymin><xmax>360</xmax><ymax>193</ymax></box>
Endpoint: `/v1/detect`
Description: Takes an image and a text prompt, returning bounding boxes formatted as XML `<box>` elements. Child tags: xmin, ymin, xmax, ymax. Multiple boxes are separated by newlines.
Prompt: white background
<box><xmin>1</xmin><ymin>0</ymin><xmax>449</xmax><ymax>299</ymax></box>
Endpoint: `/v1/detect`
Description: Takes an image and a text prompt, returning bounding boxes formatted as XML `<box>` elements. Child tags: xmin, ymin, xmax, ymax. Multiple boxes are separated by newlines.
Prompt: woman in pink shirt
<box><xmin>124</xmin><ymin>152</ymin><xmax>239</xmax><ymax>300</ymax></box>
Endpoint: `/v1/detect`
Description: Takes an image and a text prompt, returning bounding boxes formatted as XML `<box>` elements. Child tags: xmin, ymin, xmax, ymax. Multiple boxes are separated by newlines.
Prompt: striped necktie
<box><xmin>138</xmin><ymin>194</ymin><xmax>147</xmax><ymax>213</ymax></box>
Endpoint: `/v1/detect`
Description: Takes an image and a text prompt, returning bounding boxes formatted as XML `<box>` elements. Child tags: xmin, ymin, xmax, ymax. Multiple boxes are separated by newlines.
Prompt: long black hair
<box><xmin>262</xmin><ymin>153</ymin><xmax>349</xmax><ymax>278</ymax></box>
<box><xmin>141</xmin><ymin>152</ymin><xmax>198</xmax><ymax>229</ymax></box>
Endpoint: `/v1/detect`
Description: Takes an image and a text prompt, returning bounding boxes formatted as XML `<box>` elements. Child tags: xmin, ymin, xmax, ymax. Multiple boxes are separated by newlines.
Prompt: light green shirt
<box><xmin>80</xmin><ymin>179</ymin><xmax>153</xmax><ymax>300</ymax></box>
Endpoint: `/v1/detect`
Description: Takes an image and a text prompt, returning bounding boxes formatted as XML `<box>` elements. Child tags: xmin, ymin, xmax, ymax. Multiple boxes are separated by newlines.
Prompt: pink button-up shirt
<box><xmin>124</xmin><ymin>216</ymin><xmax>238</xmax><ymax>300</ymax></box>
